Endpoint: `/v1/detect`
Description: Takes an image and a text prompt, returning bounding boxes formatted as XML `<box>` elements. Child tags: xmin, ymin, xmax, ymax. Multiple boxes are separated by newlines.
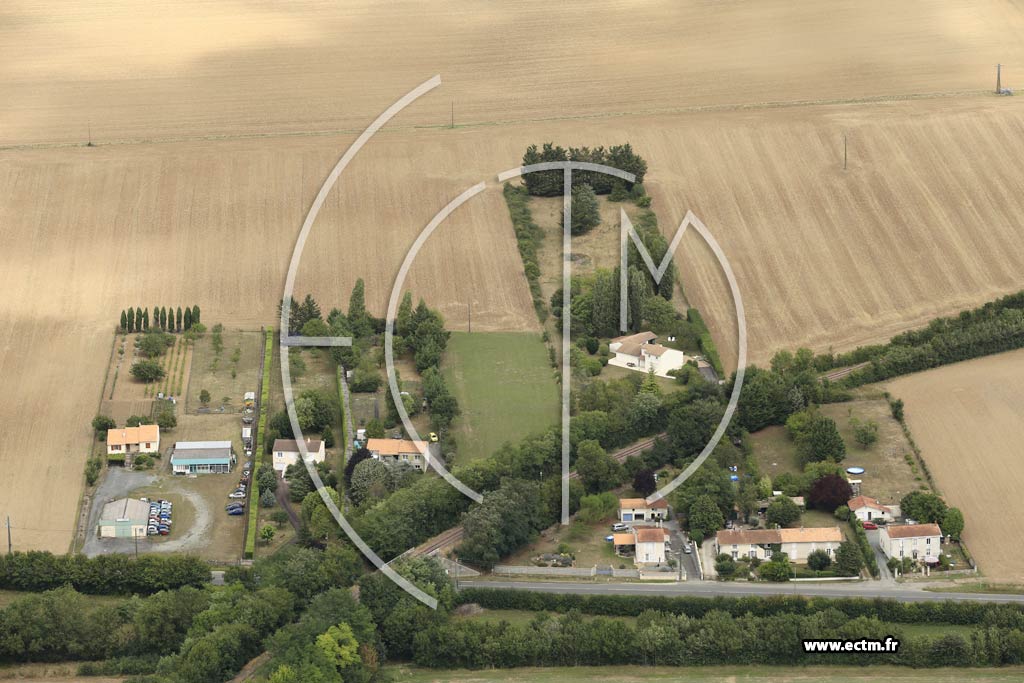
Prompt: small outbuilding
<box><xmin>97</xmin><ymin>498</ymin><xmax>150</xmax><ymax>539</ymax></box>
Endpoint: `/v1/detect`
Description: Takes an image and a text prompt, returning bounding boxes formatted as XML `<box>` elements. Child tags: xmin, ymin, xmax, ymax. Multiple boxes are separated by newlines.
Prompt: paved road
<box><xmin>459</xmin><ymin>579</ymin><xmax>1024</xmax><ymax>603</ymax></box>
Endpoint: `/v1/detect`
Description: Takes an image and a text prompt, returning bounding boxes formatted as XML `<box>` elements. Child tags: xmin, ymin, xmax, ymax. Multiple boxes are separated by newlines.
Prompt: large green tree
<box><xmin>575</xmin><ymin>439</ymin><xmax>624</xmax><ymax>494</ymax></box>
<box><xmin>688</xmin><ymin>494</ymin><xmax>724</xmax><ymax>538</ymax></box>
<box><xmin>566</xmin><ymin>183</ymin><xmax>600</xmax><ymax>236</ymax></box>
<box><xmin>900</xmin><ymin>490</ymin><xmax>948</xmax><ymax>523</ymax></box>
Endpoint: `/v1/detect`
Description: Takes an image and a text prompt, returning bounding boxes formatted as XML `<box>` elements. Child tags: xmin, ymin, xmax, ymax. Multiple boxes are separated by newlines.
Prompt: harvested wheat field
<box><xmin>4</xmin><ymin>0</ymin><xmax>1024</xmax><ymax>147</ymax></box>
<box><xmin>886</xmin><ymin>350</ymin><xmax>1024</xmax><ymax>583</ymax></box>
<box><xmin>4</xmin><ymin>0</ymin><xmax>1024</xmax><ymax>552</ymax></box>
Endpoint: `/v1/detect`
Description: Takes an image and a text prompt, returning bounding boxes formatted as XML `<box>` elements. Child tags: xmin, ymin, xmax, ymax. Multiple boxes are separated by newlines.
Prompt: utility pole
<box><xmin>467</xmin><ymin>302</ymin><xmax>472</xmax><ymax>333</ymax></box>
<box><xmin>843</xmin><ymin>133</ymin><xmax>848</xmax><ymax>171</ymax></box>
<box><xmin>133</xmin><ymin>529</ymin><xmax>139</xmax><ymax>559</ymax></box>
<box><xmin>996</xmin><ymin>63</ymin><xmax>1002</xmax><ymax>94</ymax></box>
<box><xmin>450</xmin><ymin>101</ymin><xmax>455</xmax><ymax>129</ymax></box>
<box><xmin>6</xmin><ymin>516</ymin><xmax>11</xmax><ymax>555</ymax></box>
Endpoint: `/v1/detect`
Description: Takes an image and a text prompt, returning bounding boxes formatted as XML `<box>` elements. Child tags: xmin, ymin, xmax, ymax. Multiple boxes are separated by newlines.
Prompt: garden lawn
<box><xmin>442</xmin><ymin>332</ymin><xmax>558</xmax><ymax>464</ymax></box>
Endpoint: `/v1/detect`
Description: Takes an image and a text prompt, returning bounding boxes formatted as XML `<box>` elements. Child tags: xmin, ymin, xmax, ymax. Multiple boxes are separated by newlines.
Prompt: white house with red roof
<box><xmin>613</xmin><ymin>526</ymin><xmax>670</xmax><ymax>566</ymax></box>
<box><xmin>847</xmin><ymin>495</ymin><xmax>897</xmax><ymax>523</ymax></box>
<box><xmin>879</xmin><ymin>523</ymin><xmax>943</xmax><ymax>561</ymax></box>
<box><xmin>618</xmin><ymin>497</ymin><xmax>669</xmax><ymax>523</ymax></box>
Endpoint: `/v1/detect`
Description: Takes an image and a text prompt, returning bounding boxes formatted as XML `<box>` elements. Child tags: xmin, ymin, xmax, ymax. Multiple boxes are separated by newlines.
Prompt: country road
<box><xmin>459</xmin><ymin>579</ymin><xmax>1024</xmax><ymax>604</ymax></box>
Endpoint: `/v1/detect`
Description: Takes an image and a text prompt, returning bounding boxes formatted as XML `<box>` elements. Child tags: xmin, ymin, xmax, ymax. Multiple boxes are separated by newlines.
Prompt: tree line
<box><xmin>410</xmin><ymin>605</ymin><xmax>1024</xmax><ymax>669</ymax></box>
<box><xmin>521</xmin><ymin>142</ymin><xmax>648</xmax><ymax>196</ymax></box>
<box><xmin>119</xmin><ymin>305</ymin><xmax>201</xmax><ymax>334</ymax></box>
<box><xmin>0</xmin><ymin>551</ymin><xmax>208</xmax><ymax>595</ymax></box>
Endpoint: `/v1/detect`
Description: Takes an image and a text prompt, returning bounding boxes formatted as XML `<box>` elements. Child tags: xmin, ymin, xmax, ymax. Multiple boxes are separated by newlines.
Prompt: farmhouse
<box><xmin>272</xmin><ymin>437</ymin><xmax>326</xmax><ymax>473</ymax></box>
<box><xmin>613</xmin><ymin>526</ymin><xmax>670</xmax><ymax>566</ymax></box>
<box><xmin>880</xmin><ymin>523</ymin><xmax>943</xmax><ymax>561</ymax></box>
<box><xmin>848</xmin><ymin>495</ymin><xmax>897</xmax><ymax>523</ymax></box>
<box><xmin>170</xmin><ymin>440</ymin><xmax>234</xmax><ymax>474</ymax></box>
<box><xmin>97</xmin><ymin>498</ymin><xmax>150</xmax><ymax>539</ymax></box>
<box><xmin>367</xmin><ymin>438</ymin><xmax>429</xmax><ymax>471</ymax></box>
<box><xmin>618</xmin><ymin>497</ymin><xmax>669</xmax><ymax>523</ymax></box>
<box><xmin>607</xmin><ymin>331</ymin><xmax>689</xmax><ymax>378</ymax></box>
<box><xmin>715</xmin><ymin>526</ymin><xmax>842</xmax><ymax>562</ymax></box>
<box><xmin>106</xmin><ymin>424</ymin><xmax>160</xmax><ymax>458</ymax></box>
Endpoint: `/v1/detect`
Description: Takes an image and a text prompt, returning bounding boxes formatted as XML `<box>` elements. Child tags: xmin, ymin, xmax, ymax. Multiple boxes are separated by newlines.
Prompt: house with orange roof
<box><xmin>848</xmin><ymin>495</ymin><xmax>897</xmax><ymax>523</ymax></box>
<box><xmin>715</xmin><ymin>526</ymin><xmax>842</xmax><ymax>562</ymax></box>
<box><xmin>106</xmin><ymin>424</ymin><xmax>160</xmax><ymax>460</ymax></box>
<box><xmin>367</xmin><ymin>438</ymin><xmax>430</xmax><ymax>471</ymax></box>
<box><xmin>618</xmin><ymin>497</ymin><xmax>669</xmax><ymax>523</ymax></box>
<box><xmin>612</xmin><ymin>526</ymin><xmax>671</xmax><ymax>566</ymax></box>
<box><xmin>879</xmin><ymin>523</ymin><xmax>943</xmax><ymax>561</ymax></box>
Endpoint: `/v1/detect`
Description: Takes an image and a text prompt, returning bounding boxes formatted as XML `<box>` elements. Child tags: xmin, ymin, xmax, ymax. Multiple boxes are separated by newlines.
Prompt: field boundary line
<box><xmin>0</xmin><ymin>89</ymin><xmax>991</xmax><ymax>152</ymax></box>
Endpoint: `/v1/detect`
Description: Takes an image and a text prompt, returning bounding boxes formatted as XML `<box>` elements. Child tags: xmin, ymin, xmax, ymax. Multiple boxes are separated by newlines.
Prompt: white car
<box><xmin>612</xmin><ymin>522</ymin><xmax>629</xmax><ymax>532</ymax></box>
<box><xmin>228</xmin><ymin>491</ymin><xmax>246</xmax><ymax>499</ymax></box>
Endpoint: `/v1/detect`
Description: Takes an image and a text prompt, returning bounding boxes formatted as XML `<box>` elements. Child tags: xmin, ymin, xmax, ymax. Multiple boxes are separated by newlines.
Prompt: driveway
<box><xmin>866</xmin><ymin>528</ymin><xmax>896</xmax><ymax>584</ymax></box>
<box><xmin>82</xmin><ymin>467</ymin><xmax>213</xmax><ymax>557</ymax></box>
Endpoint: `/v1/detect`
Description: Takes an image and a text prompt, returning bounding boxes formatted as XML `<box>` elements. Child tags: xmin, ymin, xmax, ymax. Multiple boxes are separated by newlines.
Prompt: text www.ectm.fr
<box><xmin>802</xmin><ymin>638</ymin><xmax>900</xmax><ymax>653</ymax></box>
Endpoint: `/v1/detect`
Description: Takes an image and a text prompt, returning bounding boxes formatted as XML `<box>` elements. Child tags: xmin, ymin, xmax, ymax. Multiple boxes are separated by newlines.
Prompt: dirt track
<box><xmin>4</xmin><ymin>0</ymin><xmax>1024</xmax><ymax>552</ymax></box>
<box><xmin>887</xmin><ymin>350</ymin><xmax>1024</xmax><ymax>583</ymax></box>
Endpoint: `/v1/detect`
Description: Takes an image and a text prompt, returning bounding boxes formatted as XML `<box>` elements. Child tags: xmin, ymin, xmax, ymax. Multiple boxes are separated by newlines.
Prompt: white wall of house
<box><xmin>273</xmin><ymin>441</ymin><xmax>326</xmax><ymax>473</ymax></box>
<box><xmin>636</xmin><ymin>540</ymin><xmax>666</xmax><ymax>565</ymax></box>
<box><xmin>852</xmin><ymin>505</ymin><xmax>895</xmax><ymax>523</ymax></box>
<box><xmin>880</xmin><ymin>531</ymin><xmax>942</xmax><ymax>560</ymax></box>
<box><xmin>780</xmin><ymin>540</ymin><xmax>839</xmax><ymax>561</ymax></box>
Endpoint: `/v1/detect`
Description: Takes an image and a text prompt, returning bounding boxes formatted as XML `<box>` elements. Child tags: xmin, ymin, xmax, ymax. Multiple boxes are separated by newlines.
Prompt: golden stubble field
<box><xmin>887</xmin><ymin>351</ymin><xmax>1024</xmax><ymax>583</ymax></box>
<box><xmin>3</xmin><ymin>0</ymin><xmax>1024</xmax><ymax>552</ymax></box>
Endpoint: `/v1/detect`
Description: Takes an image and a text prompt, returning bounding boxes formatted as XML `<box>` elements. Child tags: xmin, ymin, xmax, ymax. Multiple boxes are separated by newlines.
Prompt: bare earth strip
<box><xmin>886</xmin><ymin>350</ymin><xmax>1024</xmax><ymax>584</ymax></box>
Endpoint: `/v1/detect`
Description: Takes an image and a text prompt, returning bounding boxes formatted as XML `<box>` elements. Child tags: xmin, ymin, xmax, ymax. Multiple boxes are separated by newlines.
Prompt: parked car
<box><xmin>225</xmin><ymin>503</ymin><xmax>245</xmax><ymax>511</ymax></box>
<box><xmin>147</xmin><ymin>526</ymin><xmax>159</xmax><ymax>536</ymax></box>
<box><xmin>429</xmin><ymin>432</ymin><xmax>439</xmax><ymax>443</ymax></box>
<box><xmin>862</xmin><ymin>521</ymin><xmax>878</xmax><ymax>530</ymax></box>
<box><xmin>612</xmin><ymin>522</ymin><xmax>629</xmax><ymax>532</ymax></box>
<box><xmin>228</xmin><ymin>491</ymin><xmax>246</xmax><ymax>499</ymax></box>
<box><xmin>159</xmin><ymin>528</ymin><xmax>170</xmax><ymax>535</ymax></box>
<box><xmin>227</xmin><ymin>508</ymin><xmax>245</xmax><ymax>516</ymax></box>
<box><xmin>683</xmin><ymin>543</ymin><xmax>692</xmax><ymax>554</ymax></box>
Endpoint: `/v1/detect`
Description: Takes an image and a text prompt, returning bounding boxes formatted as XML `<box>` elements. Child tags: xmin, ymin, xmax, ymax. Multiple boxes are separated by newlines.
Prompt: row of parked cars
<box><xmin>225</xmin><ymin>461</ymin><xmax>252</xmax><ymax>515</ymax></box>
<box><xmin>145</xmin><ymin>499</ymin><xmax>172</xmax><ymax>536</ymax></box>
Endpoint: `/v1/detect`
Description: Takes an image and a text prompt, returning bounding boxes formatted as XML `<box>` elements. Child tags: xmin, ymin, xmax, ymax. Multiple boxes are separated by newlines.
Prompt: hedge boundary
<box><xmin>244</xmin><ymin>329</ymin><xmax>273</xmax><ymax>559</ymax></box>
<box><xmin>687</xmin><ymin>307</ymin><xmax>724</xmax><ymax>376</ymax></box>
<box><xmin>456</xmin><ymin>587</ymin><xmax>1023</xmax><ymax>624</ymax></box>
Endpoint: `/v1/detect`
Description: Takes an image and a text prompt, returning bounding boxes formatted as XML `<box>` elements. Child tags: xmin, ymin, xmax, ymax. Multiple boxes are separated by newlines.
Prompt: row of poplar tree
<box><xmin>119</xmin><ymin>305</ymin><xmax>201</xmax><ymax>333</ymax></box>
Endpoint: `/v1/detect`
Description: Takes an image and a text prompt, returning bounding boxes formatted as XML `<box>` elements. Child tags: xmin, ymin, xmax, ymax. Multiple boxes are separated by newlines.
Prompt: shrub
<box><xmin>807</xmin><ymin>549</ymin><xmax>832</xmax><ymax>571</ymax></box>
<box><xmin>834</xmin><ymin>504</ymin><xmax>850</xmax><ymax>521</ymax></box>
<box><xmin>851</xmin><ymin>417</ymin><xmax>879</xmax><ymax>449</ymax></box>
<box><xmin>91</xmin><ymin>415</ymin><xmax>116</xmax><ymax>437</ymax></box>
<box><xmin>130</xmin><ymin>360</ymin><xmax>165</xmax><ymax>383</ymax></box>
<box><xmin>84</xmin><ymin>457</ymin><xmax>102</xmax><ymax>486</ymax></box>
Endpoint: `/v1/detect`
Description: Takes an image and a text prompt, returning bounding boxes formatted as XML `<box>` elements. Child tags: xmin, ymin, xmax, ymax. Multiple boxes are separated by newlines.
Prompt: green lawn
<box><xmin>387</xmin><ymin>665</ymin><xmax>1024</xmax><ymax>683</ymax></box>
<box><xmin>442</xmin><ymin>332</ymin><xmax>559</xmax><ymax>464</ymax></box>
<box><xmin>749</xmin><ymin>399</ymin><xmax>922</xmax><ymax>505</ymax></box>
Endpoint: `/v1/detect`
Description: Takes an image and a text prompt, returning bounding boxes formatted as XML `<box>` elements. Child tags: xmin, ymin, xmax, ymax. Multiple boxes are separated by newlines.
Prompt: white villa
<box><xmin>272</xmin><ymin>438</ymin><xmax>326</xmax><ymax>473</ymax></box>
<box><xmin>613</xmin><ymin>526</ymin><xmax>670</xmax><ymax>566</ymax></box>
<box><xmin>848</xmin><ymin>495</ymin><xmax>897</xmax><ymax>523</ymax></box>
<box><xmin>879</xmin><ymin>523</ymin><xmax>943</xmax><ymax>561</ymax></box>
<box><xmin>607</xmin><ymin>331</ymin><xmax>689</xmax><ymax>378</ymax></box>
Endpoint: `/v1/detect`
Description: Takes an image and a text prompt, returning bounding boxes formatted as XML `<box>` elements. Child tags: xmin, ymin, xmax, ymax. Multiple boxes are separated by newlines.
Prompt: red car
<box><xmin>862</xmin><ymin>521</ymin><xmax>878</xmax><ymax>530</ymax></box>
